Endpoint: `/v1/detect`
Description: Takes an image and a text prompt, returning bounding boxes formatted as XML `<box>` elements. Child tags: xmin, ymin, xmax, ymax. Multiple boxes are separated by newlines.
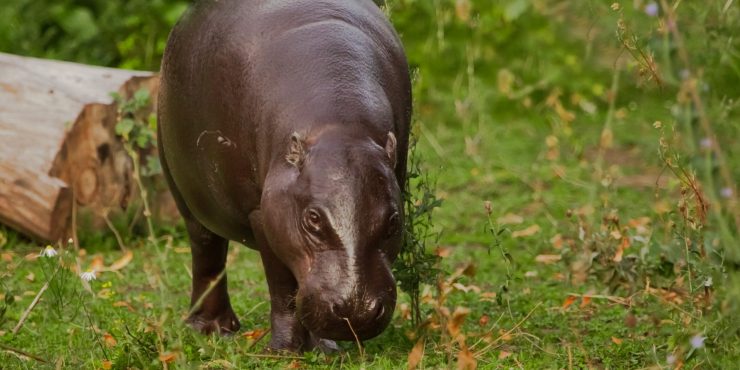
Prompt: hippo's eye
<box><xmin>385</xmin><ymin>212</ymin><xmax>401</xmax><ymax>239</ymax></box>
<box><xmin>304</xmin><ymin>208</ymin><xmax>322</xmax><ymax>233</ymax></box>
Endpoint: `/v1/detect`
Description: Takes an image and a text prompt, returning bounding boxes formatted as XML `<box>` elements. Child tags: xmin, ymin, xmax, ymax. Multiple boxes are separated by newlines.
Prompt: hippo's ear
<box><xmin>385</xmin><ymin>131</ymin><xmax>397</xmax><ymax>169</ymax></box>
<box><xmin>286</xmin><ymin>132</ymin><xmax>305</xmax><ymax>168</ymax></box>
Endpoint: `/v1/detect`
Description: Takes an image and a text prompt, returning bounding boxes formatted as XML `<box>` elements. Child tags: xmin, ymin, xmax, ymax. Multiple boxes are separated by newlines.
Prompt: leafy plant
<box><xmin>395</xmin><ymin>137</ymin><xmax>443</xmax><ymax>325</ymax></box>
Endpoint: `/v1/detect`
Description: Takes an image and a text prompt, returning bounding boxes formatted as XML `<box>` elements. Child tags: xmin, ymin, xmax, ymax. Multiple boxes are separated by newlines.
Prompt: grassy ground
<box><xmin>1</xmin><ymin>1</ymin><xmax>739</xmax><ymax>369</ymax></box>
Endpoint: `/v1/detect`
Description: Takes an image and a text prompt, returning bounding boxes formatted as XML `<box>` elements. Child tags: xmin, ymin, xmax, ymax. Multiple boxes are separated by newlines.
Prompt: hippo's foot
<box><xmin>308</xmin><ymin>332</ymin><xmax>340</xmax><ymax>354</ymax></box>
<box><xmin>186</xmin><ymin>308</ymin><xmax>241</xmax><ymax>335</ymax></box>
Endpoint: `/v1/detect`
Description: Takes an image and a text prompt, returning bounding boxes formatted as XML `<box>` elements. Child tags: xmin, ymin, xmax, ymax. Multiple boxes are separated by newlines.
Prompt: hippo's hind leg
<box><xmin>249</xmin><ymin>211</ymin><xmax>338</xmax><ymax>353</ymax></box>
<box><xmin>159</xmin><ymin>135</ymin><xmax>240</xmax><ymax>335</ymax></box>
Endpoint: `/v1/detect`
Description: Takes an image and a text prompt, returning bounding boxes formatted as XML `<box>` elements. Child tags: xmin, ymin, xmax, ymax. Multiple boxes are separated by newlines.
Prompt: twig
<box><xmin>242</xmin><ymin>353</ymin><xmax>304</xmax><ymax>360</ymax></box>
<box><xmin>12</xmin><ymin>266</ymin><xmax>59</xmax><ymax>335</ymax></box>
<box><xmin>473</xmin><ymin>301</ymin><xmax>542</xmax><ymax>357</ymax></box>
<box><xmin>0</xmin><ymin>343</ymin><xmax>48</xmax><ymax>363</ymax></box>
<box><xmin>343</xmin><ymin>317</ymin><xmax>365</xmax><ymax>361</ymax></box>
<box><xmin>102</xmin><ymin>211</ymin><xmax>128</xmax><ymax>251</ymax></box>
<box><xmin>186</xmin><ymin>268</ymin><xmax>227</xmax><ymax>318</ymax></box>
<box><xmin>247</xmin><ymin>327</ymin><xmax>271</xmax><ymax>350</ymax></box>
<box><xmin>659</xmin><ymin>0</ymin><xmax>740</xmax><ymax>231</ymax></box>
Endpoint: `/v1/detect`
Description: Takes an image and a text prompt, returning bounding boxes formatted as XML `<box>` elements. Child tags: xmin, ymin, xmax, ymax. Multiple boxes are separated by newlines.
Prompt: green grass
<box><xmin>1</xmin><ymin>0</ymin><xmax>739</xmax><ymax>368</ymax></box>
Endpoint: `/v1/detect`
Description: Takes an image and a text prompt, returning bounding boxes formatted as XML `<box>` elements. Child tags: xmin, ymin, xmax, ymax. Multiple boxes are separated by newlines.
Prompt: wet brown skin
<box><xmin>157</xmin><ymin>0</ymin><xmax>411</xmax><ymax>352</ymax></box>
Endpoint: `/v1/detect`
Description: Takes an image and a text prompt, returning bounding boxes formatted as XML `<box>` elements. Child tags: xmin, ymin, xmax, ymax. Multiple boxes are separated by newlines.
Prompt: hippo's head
<box><xmin>260</xmin><ymin>128</ymin><xmax>402</xmax><ymax>341</ymax></box>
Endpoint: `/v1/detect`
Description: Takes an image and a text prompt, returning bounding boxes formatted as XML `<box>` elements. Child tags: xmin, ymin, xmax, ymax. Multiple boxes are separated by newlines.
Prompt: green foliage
<box><xmin>0</xmin><ymin>0</ymin><xmax>189</xmax><ymax>70</ymax></box>
<box><xmin>394</xmin><ymin>137</ymin><xmax>443</xmax><ymax>324</ymax></box>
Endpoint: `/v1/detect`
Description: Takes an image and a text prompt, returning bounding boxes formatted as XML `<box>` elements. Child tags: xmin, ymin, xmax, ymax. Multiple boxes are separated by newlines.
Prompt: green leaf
<box><xmin>115</xmin><ymin>118</ymin><xmax>135</xmax><ymax>140</ymax></box>
<box><xmin>504</xmin><ymin>0</ymin><xmax>528</xmax><ymax>22</ymax></box>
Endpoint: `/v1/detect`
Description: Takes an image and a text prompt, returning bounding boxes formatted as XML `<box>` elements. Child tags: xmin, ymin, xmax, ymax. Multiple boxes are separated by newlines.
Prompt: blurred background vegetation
<box><xmin>1</xmin><ymin>0</ymin><xmax>739</xmax><ymax>367</ymax></box>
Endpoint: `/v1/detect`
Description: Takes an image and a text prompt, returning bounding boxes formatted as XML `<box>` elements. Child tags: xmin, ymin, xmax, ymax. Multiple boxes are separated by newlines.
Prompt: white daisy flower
<box><xmin>80</xmin><ymin>270</ymin><xmax>97</xmax><ymax>282</ymax></box>
<box><xmin>39</xmin><ymin>245</ymin><xmax>58</xmax><ymax>258</ymax></box>
<box><xmin>690</xmin><ymin>335</ymin><xmax>706</xmax><ymax>349</ymax></box>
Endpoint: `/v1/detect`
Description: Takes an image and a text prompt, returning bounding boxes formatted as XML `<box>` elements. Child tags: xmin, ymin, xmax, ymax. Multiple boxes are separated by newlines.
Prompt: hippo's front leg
<box><xmin>185</xmin><ymin>218</ymin><xmax>241</xmax><ymax>335</ymax></box>
<box><xmin>249</xmin><ymin>211</ymin><xmax>338</xmax><ymax>353</ymax></box>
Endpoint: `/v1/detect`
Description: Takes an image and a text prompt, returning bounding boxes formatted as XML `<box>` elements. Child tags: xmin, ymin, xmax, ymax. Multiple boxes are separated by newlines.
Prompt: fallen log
<box><xmin>0</xmin><ymin>52</ymin><xmax>162</xmax><ymax>242</ymax></box>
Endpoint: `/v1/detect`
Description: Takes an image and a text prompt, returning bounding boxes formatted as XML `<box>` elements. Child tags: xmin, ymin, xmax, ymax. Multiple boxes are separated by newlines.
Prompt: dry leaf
<box><xmin>497</xmin><ymin>213</ymin><xmax>524</xmax><ymax>225</ymax></box>
<box><xmin>524</xmin><ymin>271</ymin><xmax>538</xmax><ymax>278</ymax></box>
<box><xmin>455</xmin><ymin>0</ymin><xmax>471</xmax><ymax>22</ymax></box>
<box><xmin>457</xmin><ymin>346</ymin><xmax>477</xmax><ymax>370</ymax></box>
<box><xmin>24</xmin><ymin>253</ymin><xmax>38</xmax><ymax>261</ymax></box>
<box><xmin>435</xmin><ymin>247</ymin><xmax>452</xmax><ymax>258</ymax></box>
<box><xmin>610</xmin><ymin>230</ymin><xmax>622</xmax><ymax>240</ymax></box>
<box><xmin>103</xmin><ymin>333</ymin><xmax>117</xmax><ymax>347</ymax></box>
<box><xmin>113</xmin><ymin>301</ymin><xmax>135</xmax><ymax>312</ymax></box>
<box><xmin>173</xmin><ymin>247</ymin><xmax>190</xmax><ymax>254</ymax></box>
<box><xmin>479</xmin><ymin>292</ymin><xmax>497</xmax><ymax>302</ymax></box>
<box><xmin>407</xmin><ymin>338</ymin><xmax>425</xmax><ymax>370</ymax></box>
<box><xmin>1</xmin><ymin>252</ymin><xmax>13</xmax><ymax>262</ymax></box>
<box><xmin>611</xmin><ymin>337</ymin><xmax>623</xmax><ymax>345</ymax></box>
<box><xmin>447</xmin><ymin>307</ymin><xmax>471</xmax><ymax>338</ymax></box>
<box><xmin>550</xmin><ymin>234</ymin><xmax>564</xmax><ymax>249</ymax></box>
<box><xmin>580</xmin><ymin>296</ymin><xmax>591</xmax><ymax>308</ymax></box>
<box><xmin>478</xmin><ymin>315</ymin><xmax>490</xmax><ymax>327</ymax></box>
<box><xmin>25</xmin><ymin>272</ymin><xmax>34</xmax><ymax>282</ymax></box>
<box><xmin>498</xmin><ymin>329</ymin><xmax>513</xmax><ymax>341</ymax></box>
<box><xmin>562</xmin><ymin>295</ymin><xmax>577</xmax><ymax>309</ymax></box>
<box><xmin>102</xmin><ymin>360</ymin><xmax>112</xmax><ymax>369</ymax></box>
<box><xmin>535</xmin><ymin>254</ymin><xmax>561</xmax><ymax>264</ymax></box>
<box><xmin>105</xmin><ymin>250</ymin><xmax>133</xmax><ymax>271</ymax></box>
<box><xmin>512</xmin><ymin>225</ymin><xmax>541</xmax><ymax>238</ymax></box>
<box><xmin>452</xmin><ymin>283</ymin><xmax>481</xmax><ymax>293</ymax></box>
<box><xmin>241</xmin><ymin>328</ymin><xmax>267</xmax><ymax>340</ymax></box>
<box><xmin>498</xmin><ymin>351</ymin><xmax>512</xmax><ymax>360</ymax></box>
<box><xmin>159</xmin><ymin>352</ymin><xmax>177</xmax><ymax>363</ymax></box>
<box><xmin>613</xmin><ymin>248</ymin><xmax>624</xmax><ymax>263</ymax></box>
<box><xmin>613</xmin><ymin>237</ymin><xmax>630</xmax><ymax>262</ymax></box>
<box><xmin>286</xmin><ymin>360</ymin><xmax>302</xmax><ymax>369</ymax></box>
<box><xmin>90</xmin><ymin>254</ymin><xmax>105</xmax><ymax>271</ymax></box>
<box><xmin>625</xmin><ymin>313</ymin><xmax>637</xmax><ymax>328</ymax></box>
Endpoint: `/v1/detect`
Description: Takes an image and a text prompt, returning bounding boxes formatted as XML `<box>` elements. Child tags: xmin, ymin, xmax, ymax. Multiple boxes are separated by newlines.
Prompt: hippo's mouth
<box><xmin>296</xmin><ymin>292</ymin><xmax>396</xmax><ymax>341</ymax></box>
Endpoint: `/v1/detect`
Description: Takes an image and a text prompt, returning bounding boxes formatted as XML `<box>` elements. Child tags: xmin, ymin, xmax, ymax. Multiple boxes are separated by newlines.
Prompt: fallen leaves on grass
<box><xmin>158</xmin><ymin>352</ymin><xmax>177</xmax><ymax>363</ymax></box>
<box><xmin>562</xmin><ymin>295</ymin><xmax>578</xmax><ymax>309</ymax></box>
<box><xmin>104</xmin><ymin>250</ymin><xmax>133</xmax><ymax>271</ymax></box>
<box><xmin>102</xmin><ymin>333</ymin><xmax>117</xmax><ymax>347</ymax></box>
<box><xmin>611</xmin><ymin>337</ymin><xmax>623</xmax><ymax>345</ymax></box>
<box><xmin>447</xmin><ymin>307</ymin><xmax>471</xmax><ymax>339</ymax></box>
<box><xmin>535</xmin><ymin>254</ymin><xmax>561</xmax><ymax>264</ymax></box>
<box><xmin>241</xmin><ymin>328</ymin><xmax>267</xmax><ymax>341</ymax></box>
<box><xmin>511</xmin><ymin>224</ymin><xmax>541</xmax><ymax>238</ymax></box>
<box><xmin>407</xmin><ymin>338</ymin><xmax>425</xmax><ymax>370</ymax></box>
<box><xmin>457</xmin><ymin>345</ymin><xmax>477</xmax><ymax>370</ymax></box>
<box><xmin>497</xmin><ymin>213</ymin><xmax>523</xmax><ymax>225</ymax></box>
<box><xmin>498</xmin><ymin>350</ymin><xmax>512</xmax><ymax>360</ymax></box>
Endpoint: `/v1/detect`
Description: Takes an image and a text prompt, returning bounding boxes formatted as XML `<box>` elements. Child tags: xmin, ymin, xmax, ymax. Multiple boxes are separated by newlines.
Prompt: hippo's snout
<box><xmin>296</xmin><ymin>287</ymin><xmax>396</xmax><ymax>341</ymax></box>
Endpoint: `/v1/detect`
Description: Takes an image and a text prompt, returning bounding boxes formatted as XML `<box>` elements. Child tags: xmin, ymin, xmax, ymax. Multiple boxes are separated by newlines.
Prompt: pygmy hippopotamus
<box><xmin>157</xmin><ymin>0</ymin><xmax>412</xmax><ymax>352</ymax></box>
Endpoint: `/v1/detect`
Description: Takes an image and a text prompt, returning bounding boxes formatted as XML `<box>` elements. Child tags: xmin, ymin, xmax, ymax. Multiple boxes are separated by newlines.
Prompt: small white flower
<box><xmin>666</xmin><ymin>354</ymin><xmax>677</xmax><ymax>365</ymax></box>
<box><xmin>704</xmin><ymin>277</ymin><xmax>713</xmax><ymax>287</ymax></box>
<box><xmin>720</xmin><ymin>187</ymin><xmax>733</xmax><ymax>199</ymax></box>
<box><xmin>645</xmin><ymin>2</ymin><xmax>659</xmax><ymax>17</ymax></box>
<box><xmin>80</xmin><ymin>270</ymin><xmax>97</xmax><ymax>282</ymax></box>
<box><xmin>39</xmin><ymin>245</ymin><xmax>58</xmax><ymax>258</ymax></box>
<box><xmin>690</xmin><ymin>334</ymin><xmax>706</xmax><ymax>349</ymax></box>
<box><xmin>700</xmin><ymin>137</ymin><xmax>712</xmax><ymax>149</ymax></box>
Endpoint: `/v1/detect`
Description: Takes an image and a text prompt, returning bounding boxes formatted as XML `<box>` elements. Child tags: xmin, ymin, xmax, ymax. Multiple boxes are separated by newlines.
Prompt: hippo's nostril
<box><xmin>370</xmin><ymin>299</ymin><xmax>385</xmax><ymax>321</ymax></box>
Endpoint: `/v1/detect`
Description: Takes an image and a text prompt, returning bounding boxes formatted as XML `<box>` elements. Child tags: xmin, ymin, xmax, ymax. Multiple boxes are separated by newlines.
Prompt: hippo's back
<box><xmin>158</xmin><ymin>0</ymin><xmax>411</xmax><ymax>242</ymax></box>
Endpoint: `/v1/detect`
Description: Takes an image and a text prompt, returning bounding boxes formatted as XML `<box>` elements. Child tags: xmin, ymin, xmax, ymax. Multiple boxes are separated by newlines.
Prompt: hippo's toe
<box><xmin>186</xmin><ymin>309</ymin><xmax>241</xmax><ymax>335</ymax></box>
